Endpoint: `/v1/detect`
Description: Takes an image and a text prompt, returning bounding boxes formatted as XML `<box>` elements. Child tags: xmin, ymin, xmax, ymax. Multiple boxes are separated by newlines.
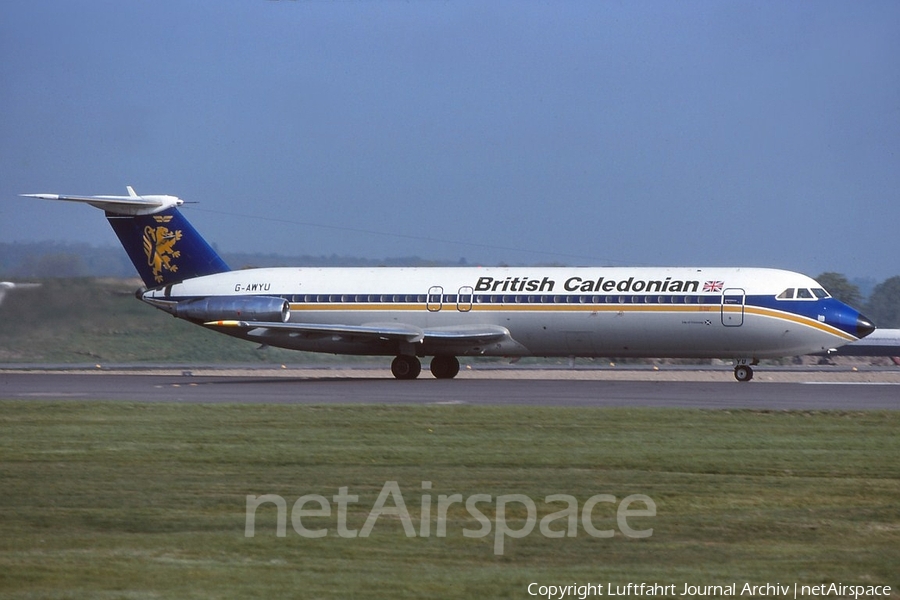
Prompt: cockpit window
<box><xmin>778</xmin><ymin>287</ymin><xmax>828</xmax><ymax>300</ymax></box>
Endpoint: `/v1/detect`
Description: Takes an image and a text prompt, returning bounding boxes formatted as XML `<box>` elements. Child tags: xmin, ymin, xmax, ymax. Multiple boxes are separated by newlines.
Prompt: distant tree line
<box><xmin>817</xmin><ymin>272</ymin><xmax>900</xmax><ymax>329</ymax></box>
<box><xmin>0</xmin><ymin>242</ymin><xmax>135</xmax><ymax>278</ymax></box>
<box><xmin>0</xmin><ymin>242</ymin><xmax>460</xmax><ymax>279</ymax></box>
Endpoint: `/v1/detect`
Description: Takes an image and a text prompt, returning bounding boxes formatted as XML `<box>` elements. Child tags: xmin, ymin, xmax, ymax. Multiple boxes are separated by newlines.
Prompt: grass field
<box><xmin>0</xmin><ymin>402</ymin><xmax>897</xmax><ymax>599</ymax></box>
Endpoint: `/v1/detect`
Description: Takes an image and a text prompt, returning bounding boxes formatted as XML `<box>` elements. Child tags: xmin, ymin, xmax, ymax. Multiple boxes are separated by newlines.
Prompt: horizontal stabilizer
<box><xmin>21</xmin><ymin>187</ymin><xmax>183</xmax><ymax>216</ymax></box>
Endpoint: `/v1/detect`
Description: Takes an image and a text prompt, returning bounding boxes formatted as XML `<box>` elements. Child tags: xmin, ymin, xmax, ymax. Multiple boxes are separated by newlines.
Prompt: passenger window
<box><xmin>797</xmin><ymin>288</ymin><xmax>814</xmax><ymax>299</ymax></box>
<box><xmin>777</xmin><ymin>289</ymin><xmax>794</xmax><ymax>299</ymax></box>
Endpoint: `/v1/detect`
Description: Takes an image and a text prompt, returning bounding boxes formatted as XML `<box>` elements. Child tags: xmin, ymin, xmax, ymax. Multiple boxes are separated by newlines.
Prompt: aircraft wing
<box><xmin>206</xmin><ymin>320</ymin><xmax>511</xmax><ymax>346</ymax></box>
<box><xmin>0</xmin><ymin>282</ymin><xmax>42</xmax><ymax>291</ymax></box>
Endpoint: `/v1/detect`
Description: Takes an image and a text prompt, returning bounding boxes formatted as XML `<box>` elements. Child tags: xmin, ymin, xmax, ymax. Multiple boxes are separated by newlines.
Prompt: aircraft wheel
<box><xmin>391</xmin><ymin>355</ymin><xmax>421</xmax><ymax>380</ymax></box>
<box><xmin>430</xmin><ymin>355</ymin><xmax>460</xmax><ymax>379</ymax></box>
<box><xmin>734</xmin><ymin>365</ymin><xmax>754</xmax><ymax>382</ymax></box>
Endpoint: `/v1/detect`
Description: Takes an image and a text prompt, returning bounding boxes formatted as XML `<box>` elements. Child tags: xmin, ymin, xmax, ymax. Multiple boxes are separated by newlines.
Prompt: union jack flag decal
<box><xmin>703</xmin><ymin>280</ymin><xmax>724</xmax><ymax>293</ymax></box>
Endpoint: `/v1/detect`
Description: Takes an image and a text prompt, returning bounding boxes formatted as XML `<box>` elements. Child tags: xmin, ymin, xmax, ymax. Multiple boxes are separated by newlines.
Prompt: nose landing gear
<box><xmin>733</xmin><ymin>358</ymin><xmax>758</xmax><ymax>382</ymax></box>
<box><xmin>733</xmin><ymin>364</ymin><xmax>754</xmax><ymax>382</ymax></box>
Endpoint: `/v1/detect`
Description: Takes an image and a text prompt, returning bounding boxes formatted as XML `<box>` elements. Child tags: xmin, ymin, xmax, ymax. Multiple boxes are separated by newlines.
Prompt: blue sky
<box><xmin>2</xmin><ymin>1</ymin><xmax>898</xmax><ymax>279</ymax></box>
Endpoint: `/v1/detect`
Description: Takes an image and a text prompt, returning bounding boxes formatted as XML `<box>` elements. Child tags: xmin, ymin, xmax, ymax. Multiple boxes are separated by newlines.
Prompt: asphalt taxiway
<box><xmin>1</xmin><ymin>369</ymin><xmax>898</xmax><ymax>409</ymax></box>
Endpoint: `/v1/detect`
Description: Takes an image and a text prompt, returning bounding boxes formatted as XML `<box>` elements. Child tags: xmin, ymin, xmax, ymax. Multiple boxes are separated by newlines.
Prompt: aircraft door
<box><xmin>721</xmin><ymin>288</ymin><xmax>745</xmax><ymax>327</ymax></box>
<box><xmin>457</xmin><ymin>286</ymin><xmax>473</xmax><ymax>312</ymax></box>
<box><xmin>427</xmin><ymin>286</ymin><xmax>443</xmax><ymax>312</ymax></box>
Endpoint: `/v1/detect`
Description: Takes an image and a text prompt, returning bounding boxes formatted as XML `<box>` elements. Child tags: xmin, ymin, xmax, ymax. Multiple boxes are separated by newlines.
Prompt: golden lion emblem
<box><xmin>143</xmin><ymin>225</ymin><xmax>182</xmax><ymax>283</ymax></box>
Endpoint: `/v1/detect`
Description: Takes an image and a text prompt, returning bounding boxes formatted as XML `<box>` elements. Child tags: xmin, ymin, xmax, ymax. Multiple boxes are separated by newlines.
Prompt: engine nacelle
<box><xmin>174</xmin><ymin>296</ymin><xmax>290</xmax><ymax>323</ymax></box>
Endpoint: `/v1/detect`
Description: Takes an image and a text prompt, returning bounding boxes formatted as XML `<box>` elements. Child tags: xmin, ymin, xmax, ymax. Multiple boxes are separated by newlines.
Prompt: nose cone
<box><xmin>855</xmin><ymin>313</ymin><xmax>876</xmax><ymax>339</ymax></box>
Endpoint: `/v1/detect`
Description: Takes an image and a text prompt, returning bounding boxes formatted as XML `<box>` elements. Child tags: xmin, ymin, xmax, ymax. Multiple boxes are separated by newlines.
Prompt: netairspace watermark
<box><xmin>526</xmin><ymin>582</ymin><xmax>893</xmax><ymax>599</ymax></box>
<box><xmin>244</xmin><ymin>481</ymin><xmax>656</xmax><ymax>555</ymax></box>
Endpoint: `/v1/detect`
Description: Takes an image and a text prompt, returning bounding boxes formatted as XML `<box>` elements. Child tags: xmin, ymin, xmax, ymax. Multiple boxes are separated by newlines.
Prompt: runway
<box><xmin>1</xmin><ymin>369</ymin><xmax>898</xmax><ymax>409</ymax></box>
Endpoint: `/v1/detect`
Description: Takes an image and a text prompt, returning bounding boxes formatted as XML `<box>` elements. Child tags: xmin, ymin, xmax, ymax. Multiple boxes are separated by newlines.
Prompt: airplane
<box><xmin>0</xmin><ymin>281</ymin><xmax>42</xmax><ymax>307</ymax></box>
<box><xmin>821</xmin><ymin>328</ymin><xmax>900</xmax><ymax>365</ymax></box>
<box><xmin>22</xmin><ymin>187</ymin><xmax>876</xmax><ymax>381</ymax></box>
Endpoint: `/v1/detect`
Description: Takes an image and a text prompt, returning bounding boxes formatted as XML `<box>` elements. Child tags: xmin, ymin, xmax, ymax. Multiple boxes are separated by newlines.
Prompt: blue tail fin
<box><xmin>106</xmin><ymin>208</ymin><xmax>230</xmax><ymax>288</ymax></box>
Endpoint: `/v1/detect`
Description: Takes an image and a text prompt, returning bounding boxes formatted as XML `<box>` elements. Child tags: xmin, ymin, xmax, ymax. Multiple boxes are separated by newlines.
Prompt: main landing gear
<box><xmin>390</xmin><ymin>355</ymin><xmax>421</xmax><ymax>380</ymax></box>
<box><xmin>390</xmin><ymin>355</ymin><xmax>460</xmax><ymax>380</ymax></box>
<box><xmin>429</xmin><ymin>355</ymin><xmax>460</xmax><ymax>379</ymax></box>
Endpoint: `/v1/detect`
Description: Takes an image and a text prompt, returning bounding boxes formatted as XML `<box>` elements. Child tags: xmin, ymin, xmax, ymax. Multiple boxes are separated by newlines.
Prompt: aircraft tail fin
<box><xmin>106</xmin><ymin>208</ymin><xmax>230</xmax><ymax>288</ymax></box>
<box><xmin>23</xmin><ymin>187</ymin><xmax>230</xmax><ymax>288</ymax></box>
